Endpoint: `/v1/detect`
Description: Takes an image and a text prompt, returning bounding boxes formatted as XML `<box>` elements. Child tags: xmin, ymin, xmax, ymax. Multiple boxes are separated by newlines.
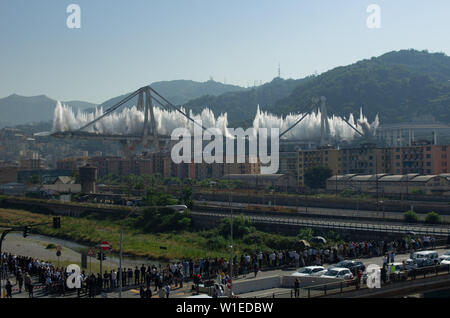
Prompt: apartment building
<box><xmin>297</xmin><ymin>147</ymin><xmax>339</xmax><ymax>186</ymax></box>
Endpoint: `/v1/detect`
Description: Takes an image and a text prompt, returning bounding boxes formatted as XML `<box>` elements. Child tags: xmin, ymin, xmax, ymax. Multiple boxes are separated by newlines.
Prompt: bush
<box><xmin>46</xmin><ymin>243</ymin><xmax>56</xmax><ymax>249</ymax></box>
<box><xmin>403</xmin><ymin>210</ymin><xmax>419</xmax><ymax>223</ymax></box>
<box><xmin>137</xmin><ymin>207</ymin><xmax>191</xmax><ymax>233</ymax></box>
<box><xmin>425</xmin><ymin>211</ymin><xmax>441</xmax><ymax>224</ymax></box>
<box><xmin>297</xmin><ymin>228</ymin><xmax>314</xmax><ymax>241</ymax></box>
<box><xmin>219</xmin><ymin>215</ymin><xmax>254</xmax><ymax>239</ymax></box>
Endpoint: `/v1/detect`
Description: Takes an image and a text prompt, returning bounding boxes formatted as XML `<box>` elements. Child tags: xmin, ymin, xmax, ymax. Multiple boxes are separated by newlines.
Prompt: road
<box><xmin>5</xmin><ymin>246</ymin><xmax>450</xmax><ymax>298</ymax></box>
<box><xmin>195</xmin><ymin>200</ymin><xmax>450</xmax><ymax>223</ymax></box>
<box><xmin>191</xmin><ymin>210</ymin><xmax>450</xmax><ymax>237</ymax></box>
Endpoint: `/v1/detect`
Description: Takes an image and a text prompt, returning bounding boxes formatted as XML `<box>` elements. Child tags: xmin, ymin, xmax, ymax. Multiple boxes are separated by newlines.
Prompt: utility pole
<box><xmin>228</xmin><ymin>172</ymin><xmax>233</xmax><ymax>298</ymax></box>
<box><xmin>119</xmin><ymin>228</ymin><xmax>123</xmax><ymax>298</ymax></box>
<box><xmin>376</xmin><ymin>151</ymin><xmax>379</xmax><ymax>215</ymax></box>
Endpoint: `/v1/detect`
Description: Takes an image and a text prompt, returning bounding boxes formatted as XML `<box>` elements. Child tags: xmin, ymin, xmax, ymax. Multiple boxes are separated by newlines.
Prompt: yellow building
<box><xmin>297</xmin><ymin>147</ymin><xmax>339</xmax><ymax>186</ymax></box>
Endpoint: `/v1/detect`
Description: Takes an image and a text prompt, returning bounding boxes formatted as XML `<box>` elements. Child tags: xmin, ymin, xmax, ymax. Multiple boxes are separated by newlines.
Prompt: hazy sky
<box><xmin>0</xmin><ymin>0</ymin><xmax>449</xmax><ymax>104</ymax></box>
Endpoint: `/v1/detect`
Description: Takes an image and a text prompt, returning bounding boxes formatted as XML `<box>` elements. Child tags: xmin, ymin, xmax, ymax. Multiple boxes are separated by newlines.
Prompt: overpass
<box><xmin>191</xmin><ymin>210</ymin><xmax>450</xmax><ymax>238</ymax></box>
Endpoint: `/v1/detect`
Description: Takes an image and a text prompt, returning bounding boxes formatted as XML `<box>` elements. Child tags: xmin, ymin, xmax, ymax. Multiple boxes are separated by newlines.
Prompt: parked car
<box><xmin>412</xmin><ymin>251</ymin><xmax>440</xmax><ymax>265</ymax></box>
<box><xmin>310</xmin><ymin>269</ymin><xmax>328</xmax><ymax>277</ymax></box>
<box><xmin>292</xmin><ymin>266</ymin><xmax>325</xmax><ymax>277</ymax></box>
<box><xmin>440</xmin><ymin>256</ymin><xmax>450</xmax><ymax>265</ymax></box>
<box><xmin>321</xmin><ymin>267</ymin><xmax>353</xmax><ymax>280</ymax></box>
<box><xmin>335</xmin><ymin>260</ymin><xmax>366</xmax><ymax>274</ymax></box>
<box><xmin>407</xmin><ymin>257</ymin><xmax>435</xmax><ymax>268</ymax></box>
<box><xmin>404</xmin><ymin>259</ymin><xmax>418</xmax><ymax>270</ymax></box>
<box><xmin>438</xmin><ymin>251</ymin><xmax>450</xmax><ymax>262</ymax></box>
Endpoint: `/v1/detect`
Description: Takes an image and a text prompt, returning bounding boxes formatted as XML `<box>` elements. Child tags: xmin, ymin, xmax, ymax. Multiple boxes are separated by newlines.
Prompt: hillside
<box><xmin>100</xmin><ymin>79</ymin><xmax>246</xmax><ymax>111</ymax></box>
<box><xmin>184</xmin><ymin>77</ymin><xmax>312</xmax><ymax>126</ymax></box>
<box><xmin>272</xmin><ymin>50</ymin><xmax>450</xmax><ymax>124</ymax></box>
<box><xmin>0</xmin><ymin>80</ymin><xmax>245</xmax><ymax>127</ymax></box>
<box><xmin>0</xmin><ymin>94</ymin><xmax>96</xmax><ymax>127</ymax></box>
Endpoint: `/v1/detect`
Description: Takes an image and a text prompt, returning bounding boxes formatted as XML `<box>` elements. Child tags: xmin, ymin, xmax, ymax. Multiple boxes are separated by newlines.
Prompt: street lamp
<box><xmin>117</xmin><ymin>205</ymin><xmax>187</xmax><ymax>298</ymax></box>
<box><xmin>227</xmin><ymin>174</ymin><xmax>233</xmax><ymax>298</ymax></box>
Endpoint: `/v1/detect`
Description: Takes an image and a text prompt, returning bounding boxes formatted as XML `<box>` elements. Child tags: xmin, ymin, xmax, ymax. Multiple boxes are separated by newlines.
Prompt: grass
<box><xmin>0</xmin><ymin>208</ymin><xmax>232</xmax><ymax>261</ymax></box>
<box><xmin>0</xmin><ymin>207</ymin><xmax>341</xmax><ymax>262</ymax></box>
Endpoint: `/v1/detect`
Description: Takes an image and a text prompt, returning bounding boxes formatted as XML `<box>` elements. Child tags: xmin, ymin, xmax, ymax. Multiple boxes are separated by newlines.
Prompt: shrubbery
<box><xmin>404</xmin><ymin>210</ymin><xmax>419</xmax><ymax>223</ymax></box>
<box><xmin>137</xmin><ymin>207</ymin><xmax>191</xmax><ymax>233</ymax></box>
<box><xmin>425</xmin><ymin>211</ymin><xmax>441</xmax><ymax>224</ymax></box>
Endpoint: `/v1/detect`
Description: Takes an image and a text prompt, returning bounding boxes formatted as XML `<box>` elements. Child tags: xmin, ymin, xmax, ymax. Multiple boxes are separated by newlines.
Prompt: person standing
<box><xmin>5</xmin><ymin>279</ymin><xmax>13</xmax><ymax>298</ymax></box>
<box><xmin>111</xmin><ymin>269</ymin><xmax>117</xmax><ymax>289</ymax></box>
<box><xmin>140</xmin><ymin>264</ymin><xmax>146</xmax><ymax>284</ymax></box>
<box><xmin>28</xmin><ymin>281</ymin><xmax>34</xmax><ymax>298</ymax></box>
<box><xmin>16</xmin><ymin>270</ymin><xmax>24</xmax><ymax>293</ymax></box>
<box><xmin>145</xmin><ymin>286</ymin><xmax>153</xmax><ymax>299</ymax></box>
<box><xmin>165</xmin><ymin>284</ymin><xmax>171</xmax><ymax>298</ymax></box>
<box><xmin>294</xmin><ymin>278</ymin><xmax>300</xmax><ymax>298</ymax></box>
<box><xmin>253</xmin><ymin>262</ymin><xmax>259</xmax><ymax>278</ymax></box>
<box><xmin>104</xmin><ymin>270</ymin><xmax>110</xmax><ymax>289</ymax></box>
<box><xmin>134</xmin><ymin>266</ymin><xmax>140</xmax><ymax>286</ymax></box>
<box><xmin>24</xmin><ymin>272</ymin><xmax>31</xmax><ymax>293</ymax></box>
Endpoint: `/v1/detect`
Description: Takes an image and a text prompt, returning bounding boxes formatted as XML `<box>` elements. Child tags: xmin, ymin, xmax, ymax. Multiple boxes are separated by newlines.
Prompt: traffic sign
<box><xmin>56</xmin><ymin>251</ymin><xmax>61</xmax><ymax>257</ymax></box>
<box><xmin>87</xmin><ymin>247</ymin><xmax>95</xmax><ymax>257</ymax></box>
<box><xmin>56</xmin><ymin>245</ymin><xmax>62</xmax><ymax>252</ymax></box>
<box><xmin>99</xmin><ymin>241</ymin><xmax>112</xmax><ymax>251</ymax></box>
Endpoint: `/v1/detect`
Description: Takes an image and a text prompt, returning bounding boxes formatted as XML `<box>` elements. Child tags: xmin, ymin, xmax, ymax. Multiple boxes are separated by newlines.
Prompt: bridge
<box><xmin>51</xmin><ymin>85</ymin><xmax>206</xmax><ymax>157</ymax></box>
<box><xmin>50</xmin><ymin>86</ymin><xmax>368</xmax><ymax>157</ymax></box>
<box><xmin>190</xmin><ymin>209</ymin><xmax>450</xmax><ymax>238</ymax></box>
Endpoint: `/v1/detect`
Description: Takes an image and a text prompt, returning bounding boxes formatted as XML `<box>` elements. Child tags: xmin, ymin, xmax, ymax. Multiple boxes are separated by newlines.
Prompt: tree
<box><xmin>304</xmin><ymin>166</ymin><xmax>333</xmax><ymax>189</ymax></box>
<box><xmin>30</xmin><ymin>174</ymin><xmax>41</xmax><ymax>185</ymax></box>
<box><xmin>297</xmin><ymin>228</ymin><xmax>314</xmax><ymax>241</ymax></box>
<box><xmin>425</xmin><ymin>211</ymin><xmax>441</xmax><ymax>224</ymax></box>
<box><xmin>403</xmin><ymin>210</ymin><xmax>419</xmax><ymax>223</ymax></box>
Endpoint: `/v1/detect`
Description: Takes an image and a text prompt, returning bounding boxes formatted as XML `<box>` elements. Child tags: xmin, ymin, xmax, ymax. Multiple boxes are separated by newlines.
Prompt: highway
<box><xmin>191</xmin><ymin>210</ymin><xmax>450</xmax><ymax>237</ymax></box>
<box><xmin>194</xmin><ymin>200</ymin><xmax>450</xmax><ymax>223</ymax></box>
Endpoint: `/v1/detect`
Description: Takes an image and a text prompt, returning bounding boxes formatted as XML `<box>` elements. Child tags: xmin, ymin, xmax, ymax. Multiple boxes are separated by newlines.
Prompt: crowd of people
<box><xmin>0</xmin><ymin>253</ymin><xmax>182</xmax><ymax>298</ymax></box>
<box><xmin>0</xmin><ymin>235</ymin><xmax>438</xmax><ymax>298</ymax></box>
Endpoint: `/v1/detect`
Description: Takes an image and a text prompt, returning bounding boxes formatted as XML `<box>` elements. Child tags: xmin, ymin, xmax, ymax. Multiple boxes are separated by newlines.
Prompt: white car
<box><xmin>321</xmin><ymin>267</ymin><xmax>353</xmax><ymax>280</ymax></box>
<box><xmin>440</xmin><ymin>256</ymin><xmax>450</xmax><ymax>265</ymax></box>
<box><xmin>292</xmin><ymin>266</ymin><xmax>325</xmax><ymax>277</ymax></box>
<box><xmin>311</xmin><ymin>269</ymin><xmax>328</xmax><ymax>277</ymax></box>
<box><xmin>405</xmin><ymin>259</ymin><xmax>418</xmax><ymax>270</ymax></box>
<box><xmin>439</xmin><ymin>251</ymin><xmax>450</xmax><ymax>262</ymax></box>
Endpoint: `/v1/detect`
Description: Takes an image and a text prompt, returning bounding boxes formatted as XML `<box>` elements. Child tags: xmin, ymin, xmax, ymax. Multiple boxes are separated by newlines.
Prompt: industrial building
<box><xmin>326</xmin><ymin>173</ymin><xmax>450</xmax><ymax>196</ymax></box>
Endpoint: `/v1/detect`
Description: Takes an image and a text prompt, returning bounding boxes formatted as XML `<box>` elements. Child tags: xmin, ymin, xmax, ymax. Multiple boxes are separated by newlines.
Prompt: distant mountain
<box><xmin>99</xmin><ymin>80</ymin><xmax>246</xmax><ymax>111</ymax></box>
<box><xmin>184</xmin><ymin>77</ymin><xmax>312</xmax><ymax>126</ymax></box>
<box><xmin>272</xmin><ymin>50</ymin><xmax>450</xmax><ymax>124</ymax></box>
<box><xmin>0</xmin><ymin>94</ymin><xmax>96</xmax><ymax>127</ymax></box>
<box><xmin>0</xmin><ymin>80</ymin><xmax>245</xmax><ymax>127</ymax></box>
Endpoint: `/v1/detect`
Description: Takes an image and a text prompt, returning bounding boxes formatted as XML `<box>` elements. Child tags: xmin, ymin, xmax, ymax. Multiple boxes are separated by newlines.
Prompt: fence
<box><xmin>193</xmin><ymin>211</ymin><xmax>450</xmax><ymax>237</ymax></box>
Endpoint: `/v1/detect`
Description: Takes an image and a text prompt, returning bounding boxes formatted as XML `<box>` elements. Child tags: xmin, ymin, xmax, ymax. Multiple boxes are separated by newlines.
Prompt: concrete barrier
<box><xmin>282</xmin><ymin>275</ymin><xmax>341</xmax><ymax>288</ymax></box>
<box><xmin>232</xmin><ymin>276</ymin><xmax>281</xmax><ymax>295</ymax></box>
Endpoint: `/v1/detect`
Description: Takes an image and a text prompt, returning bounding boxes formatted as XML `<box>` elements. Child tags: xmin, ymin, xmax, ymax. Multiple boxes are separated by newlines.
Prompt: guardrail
<box><xmin>255</xmin><ymin>263</ymin><xmax>450</xmax><ymax>298</ymax></box>
<box><xmin>192</xmin><ymin>211</ymin><xmax>450</xmax><ymax>236</ymax></box>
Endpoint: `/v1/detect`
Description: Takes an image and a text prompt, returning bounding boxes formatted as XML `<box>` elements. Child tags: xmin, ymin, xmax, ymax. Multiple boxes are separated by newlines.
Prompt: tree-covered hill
<box><xmin>184</xmin><ymin>77</ymin><xmax>313</xmax><ymax>126</ymax></box>
<box><xmin>272</xmin><ymin>50</ymin><xmax>450</xmax><ymax>124</ymax></box>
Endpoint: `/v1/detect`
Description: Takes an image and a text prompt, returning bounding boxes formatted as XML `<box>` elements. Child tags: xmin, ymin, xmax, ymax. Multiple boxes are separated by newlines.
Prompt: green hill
<box><xmin>100</xmin><ymin>79</ymin><xmax>246</xmax><ymax>111</ymax></box>
<box><xmin>184</xmin><ymin>77</ymin><xmax>312</xmax><ymax>126</ymax></box>
<box><xmin>272</xmin><ymin>50</ymin><xmax>450</xmax><ymax>124</ymax></box>
<box><xmin>0</xmin><ymin>94</ymin><xmax>96</xmax><ymax>127</ymax></box>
